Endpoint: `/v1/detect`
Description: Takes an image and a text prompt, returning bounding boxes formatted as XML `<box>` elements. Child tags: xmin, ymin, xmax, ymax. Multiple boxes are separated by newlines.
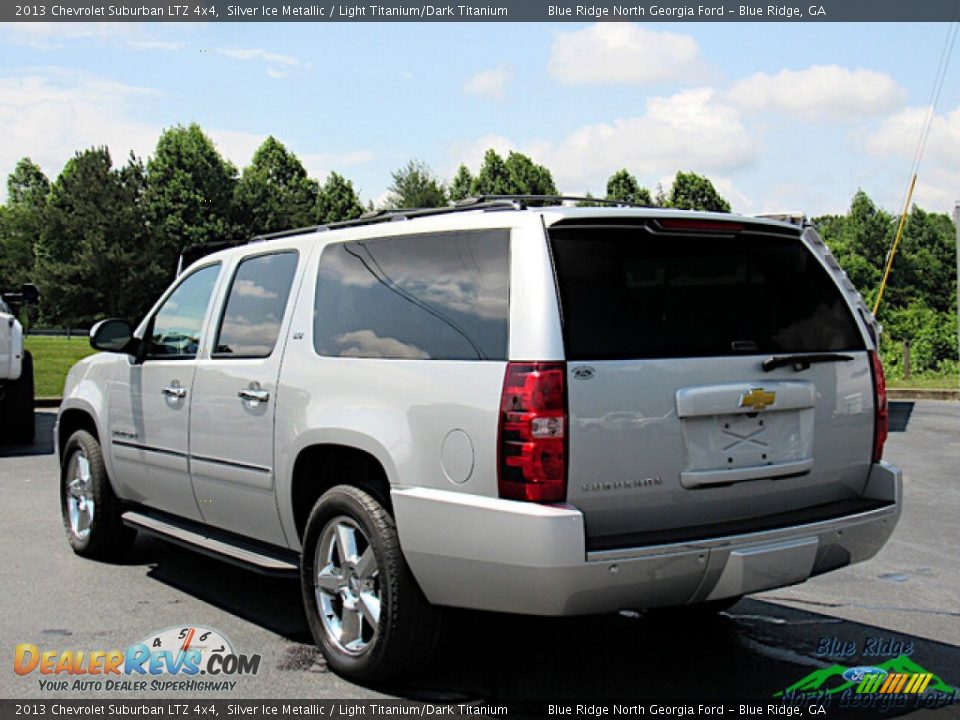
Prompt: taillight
<box><xmin>870</xmin><ymin>350</ymin><xmax>888</xmax><ymax>462</ymax></box>
<box><xmin>498</xmin><ymin>362</ymin><xmax>567</xmax><ymax>503</ymax></box>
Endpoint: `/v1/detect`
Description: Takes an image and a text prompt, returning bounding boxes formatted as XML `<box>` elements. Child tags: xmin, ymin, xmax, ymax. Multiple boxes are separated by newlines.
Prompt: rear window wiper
<box><xmin>762</xmin><ymin>353</ymin><xmax>854</xmax><ymax>372</ymax></box>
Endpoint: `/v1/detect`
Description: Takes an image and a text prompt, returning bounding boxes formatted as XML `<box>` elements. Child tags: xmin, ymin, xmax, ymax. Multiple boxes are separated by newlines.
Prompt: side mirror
<box><xmin>90</xmin><ymin>319</ymin><xmax>137</xmax><ymax>354</ymax></box>
<box><xmin>20</xmin><ymin>284</ymin><xmax>39</xmax><ymax>305</ymax></box>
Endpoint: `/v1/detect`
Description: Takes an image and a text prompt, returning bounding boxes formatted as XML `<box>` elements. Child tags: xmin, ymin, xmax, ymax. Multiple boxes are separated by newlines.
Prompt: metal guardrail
<box><xmin>25</xmin><ymin>328</ymin><xmax>90</xmax><ymax>338</ymax></box>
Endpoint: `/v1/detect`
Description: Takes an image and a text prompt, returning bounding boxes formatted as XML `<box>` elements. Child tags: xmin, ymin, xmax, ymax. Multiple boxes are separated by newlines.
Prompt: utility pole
<box><xmin>955</xmin><ymin>201</ymin><xmax>960</xmax><ymax>387</ymax></box>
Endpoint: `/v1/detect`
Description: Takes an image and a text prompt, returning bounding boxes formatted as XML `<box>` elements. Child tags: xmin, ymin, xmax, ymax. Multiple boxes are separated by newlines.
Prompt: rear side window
<box><xmin>549</xmin><ymin>226</ymin><xmax>864</xmax><ymax>361</ymax></box>
<box><xmin>314</xmin><ymin>230</ymin><xmax>510</xmax><ymax>360</ymax></box>
<box><xmin>213</xmin><ymin>251</ymin><xmax>299</xmax><ymax>358</ymax></box>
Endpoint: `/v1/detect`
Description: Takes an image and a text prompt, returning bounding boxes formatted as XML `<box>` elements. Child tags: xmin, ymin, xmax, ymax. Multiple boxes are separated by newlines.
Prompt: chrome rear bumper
<box><xmin>393</xmin><ymin>461</ymin><xmax>901</xmax><ymax>616</ymax></box>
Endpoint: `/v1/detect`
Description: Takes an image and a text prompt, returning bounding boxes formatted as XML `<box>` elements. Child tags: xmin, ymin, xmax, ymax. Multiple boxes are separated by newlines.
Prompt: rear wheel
<box><xmin>300</xmin><ymin>485</ymin><xmax>440</xmax><ymax>682</ymax></box>
<box><xmin>59</xmin><ymin>429</ymin><xmax>135</xmax><ymax>559</ymax></box>
<box><xmin>1</xmin><ymin>350</ymin><xmax>35</xmax><ymax>444</ymax></box>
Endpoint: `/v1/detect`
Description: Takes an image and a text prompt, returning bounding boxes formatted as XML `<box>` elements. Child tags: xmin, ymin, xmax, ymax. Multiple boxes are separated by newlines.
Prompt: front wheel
<box><xmin>59</xmin><ymin>429</ymin><xmax>135</xmax><ymax>559</ymax></box>
<box><xmin>300</xmin><ymin>485</ymin><xmax>440</xmax><ymax>682</ymax></box>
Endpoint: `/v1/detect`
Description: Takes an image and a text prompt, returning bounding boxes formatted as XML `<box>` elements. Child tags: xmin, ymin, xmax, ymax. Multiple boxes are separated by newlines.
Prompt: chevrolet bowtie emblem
<box><xmin>740</xmin><ymin>387</ymin><xmax>776</xmax><ymax>411</ymax></box>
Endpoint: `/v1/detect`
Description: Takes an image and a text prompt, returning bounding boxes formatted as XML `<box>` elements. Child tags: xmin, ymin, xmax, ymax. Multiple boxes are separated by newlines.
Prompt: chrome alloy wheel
<box><xmin>314</xmin><ymin>516</ymin><xmax>381</xmax><ymax>655</ymax></box>
<box><xmin>66</xmin><ymin>450</ymin><xmax>96</xmax><ymax>540</ymax></box>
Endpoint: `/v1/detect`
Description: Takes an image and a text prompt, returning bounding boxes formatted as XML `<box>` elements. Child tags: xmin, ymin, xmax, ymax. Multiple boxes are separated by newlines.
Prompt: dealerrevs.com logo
<box><xmin>14</xmin><ymin>626</ymin><xmax>261</xmax><ymax>692</ymax></box>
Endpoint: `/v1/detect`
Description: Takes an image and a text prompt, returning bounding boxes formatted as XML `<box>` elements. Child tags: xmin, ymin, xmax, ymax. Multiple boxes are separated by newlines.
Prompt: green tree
<box><xmin>316</xmin><ymin>172</ymin><xmax>365</xmax><ymax>224</ymax></box>
<box><xmin>470</xmin><ymin>149</ymin><xmax>513</xmax><ymax>196</ymax></box>
<box><xmin>35</xmin><ymin>148</ymin><xmax>147</xmax><ymax>324</ymax></box>
<box><xmin>605</xmin><ymin>169</ymin><xmax>652</xmax><ymax>206</ymax></box>
<box><xmin>504</xmin><ymin>151</ymin><xmax>558</xmax><ymax>196</ymax></box>
<box><xmin>814</xmin><ymin>190</ymin><xmax>957</xmax><ymax>378</ymax></box>
<box><xmin>470</xmin><ymin>149</ymin><xmax>558</xmax><ymax>199</ymax></box>
<box><xmin>449</xmin><ymin>164</ymin><xmax>473</xmax><ymax>202</ymax></box>
<box><xmin>815</xmin><ymin>191</ymin><xmax>894</xmax><ymax>308</ymax></box>
<box><xmin>385</xmin><ymin>160</ymin><xmax>446</xmax><ymax>209</ymax></box>
<box><xmin>665</xmin><ymin>171</ymin><xmax>731</xmax><ymax>212</ymax></box>
<box><xmin>143</xmin><ymin>124</ymin><xmax>238</xmax><ymax>290</ymax></box>
<box><xmin>0</xmin><ymin>158</ymin><xmax>50</xmax><ymax>288</ymax></box>
<box><xmin>234</xmin><ymin>136</ymin><xmax>317</xmax><ymax>235</ymax></box>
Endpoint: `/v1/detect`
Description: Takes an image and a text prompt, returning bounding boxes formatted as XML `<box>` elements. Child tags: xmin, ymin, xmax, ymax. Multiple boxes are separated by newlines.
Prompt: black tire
<box><xmin>59</xmin><ymin>429</ymin><xmax>135</xmax><ymax>559</ymax></box>
<box><xmin>2</xmin><ymin>350</ymin><xmax>35</xmax><ymax>444</ymax></box>
<box><xmin>300</xmin><ymin>485</ymin><xmax>441</xmax><ymax>682</ymax></box>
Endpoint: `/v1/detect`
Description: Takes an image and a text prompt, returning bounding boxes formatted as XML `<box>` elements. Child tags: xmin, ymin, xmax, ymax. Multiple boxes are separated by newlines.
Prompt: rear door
<box><xmin>549</xmin><ymin>217</ymin><xmax>878</xmax><ymax>551</ymax></box>
<box><xmin>189</xmin><ymin>249</ymin><xmax>302</xmax><ymax>546</ymax></box>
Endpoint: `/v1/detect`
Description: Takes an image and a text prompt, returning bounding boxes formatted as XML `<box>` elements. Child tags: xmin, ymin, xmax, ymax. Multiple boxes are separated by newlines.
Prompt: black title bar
<box><xmin>5</xmin><ymin>0</ymin><xmax>960</xmax><ymax>22</ymax></box>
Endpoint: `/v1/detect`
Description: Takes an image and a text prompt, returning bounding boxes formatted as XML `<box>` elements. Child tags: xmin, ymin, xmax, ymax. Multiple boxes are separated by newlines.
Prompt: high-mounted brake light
<box><xmin>498</xmin><ymin>362</ymin><xmax>567</xmax><ymax>503</ymax></box>
<box><xmin>658</xmin><ymin>219</ymin><xmax>744</xmax><ymax>233</ymax></box>
<box><xmin>870</xmin><ymin>350</ymin><xmax>888</xmax><ymax>463</ymax></box>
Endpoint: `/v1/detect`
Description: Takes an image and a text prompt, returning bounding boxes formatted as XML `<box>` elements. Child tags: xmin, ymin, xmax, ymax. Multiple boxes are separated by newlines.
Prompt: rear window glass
<box><xmin>314</xmin><ymin>230</ymin><xmax>510</xmax><ymax>360</ymax></box>
<box><xmin>549</xmin><ymin>226</ymin><xmax>864</xmax><ymax>361</ymax></box>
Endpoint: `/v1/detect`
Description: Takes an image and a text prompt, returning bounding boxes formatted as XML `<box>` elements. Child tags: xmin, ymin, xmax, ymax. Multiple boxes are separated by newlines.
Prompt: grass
<box><xmin>24</xmin><ymin>335</ymin><xmax>98</xmax><ymax>398</ymax></box>
<box><xmin>887</xmin><ymin>375</ymin><xmax>959</xmax><ymax>390</ymax></box>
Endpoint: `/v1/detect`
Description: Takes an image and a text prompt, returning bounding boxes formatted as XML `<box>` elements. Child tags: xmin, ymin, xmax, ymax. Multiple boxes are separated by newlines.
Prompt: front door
<box><xmin>189</xmin><ymin>250</ymin><xmax>301</xmax><ymax>546</ymax></box>
<box><xmin>108</xmin><ymin>263</ymin><xmax>222</xmax><ymax>521</ymax></box>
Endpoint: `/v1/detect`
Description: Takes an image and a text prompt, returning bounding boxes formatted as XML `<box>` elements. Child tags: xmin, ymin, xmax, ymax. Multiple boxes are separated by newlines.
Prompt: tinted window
<box><xmin>214</xmin><ymin>251</ymin><xmax>299</xmax><ymax>358</ymax></box>
<box><xmin>147</xmin><ymin>263</ymin><xmax>221</xmax><ymax>359</ymax></box>
<box><xmin>549</xmin><ymin>227</ymin><xmax>864</xmax><ymax>361</ymax></box>
<box><xmin>314</xmin><ymin>231</ymin><xmax>510</xmax><ymax>360</ymax></box>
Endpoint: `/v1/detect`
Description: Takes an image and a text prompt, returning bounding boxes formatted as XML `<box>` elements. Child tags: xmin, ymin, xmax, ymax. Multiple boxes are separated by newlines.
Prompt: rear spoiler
<box><xmin>752</xmin><ymin>211</ymin><xmax>809</xmax><ymax>227</ymax></box>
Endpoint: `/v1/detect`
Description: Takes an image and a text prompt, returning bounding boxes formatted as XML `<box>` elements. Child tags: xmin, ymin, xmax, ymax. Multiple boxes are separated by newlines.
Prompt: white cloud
<box><xmin>126</xmin><ymin>39</ymin><xmax>185</xmax><ymax>51</ymax></box>
<box><xmin>212</xmin><ymin>46</ymin><xmax>309</xmax><ymax>79</ymax></box>
<box><xmin>2</xmin><ymin>22</ymin><xmax>186</xmax><ymax>52</ymax></box>
<box><xmin>333</xmin><ymin>330</ymin><xmax>429</xmax><ymax>360</ymax></box>
<box><xmin>727</xmin><ymin>65</ymin><xmax>905</xmax><ymax>122</ymax></box>
<box><xmin>1</xmin><ymin>22</ymin><xmax>137</xmax><ymax>48</ymax></box>
<box><xmin>865</xmin><ymin>103</ymin><xmax>960</xmax><ymax>210</ymax></box>
<box><xmin>444</xmin><ymin>133</ymin><xmax>516</xmax><ymax>178</ymax></box>
<box><xmin>549</xmin><ymin>24</ymin><xmax>704</xmax><ymax>85</ymax></box>
<box><xmin>0</xmin><ymin>68</ymin><xmax>372</xmax><ymax>201</ymax></box>
<box><xmin>463</xmin><ymin>63</ymin><xmax>511</xmax><ymax>101</ymax></box>
<box><xmin>0</xmin><ymin>69</ymin><xmax>160</xmax><ymax>193</ymax></box>
<box><xmin>213</xmin><ymin>47</ymin><xmax>300</xmax><ymax>66</ymax></box>
<box><xmin>525</xmin><ymin>88</ymin><xmax>757</xmax><ymax>194</ymax></box>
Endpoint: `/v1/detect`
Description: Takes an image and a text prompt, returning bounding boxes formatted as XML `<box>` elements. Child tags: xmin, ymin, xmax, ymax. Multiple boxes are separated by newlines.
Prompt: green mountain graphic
<box><xmin>774</xmin><ymin>655</ymin><xmax>956</xmax><ymax>698</ymax></box>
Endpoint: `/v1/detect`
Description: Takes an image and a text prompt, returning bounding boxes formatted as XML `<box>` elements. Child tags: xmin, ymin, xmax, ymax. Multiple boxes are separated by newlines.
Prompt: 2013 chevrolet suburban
<box><xmin>56</xmin><ymin>199</ymin><xmax>901</xmax><ymax>681</ymax></box>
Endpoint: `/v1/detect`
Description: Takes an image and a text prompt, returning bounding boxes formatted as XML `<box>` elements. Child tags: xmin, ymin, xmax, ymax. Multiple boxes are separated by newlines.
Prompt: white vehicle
<box><xmin>57</xmin><ymin>199</ymin><xmax>901</xmax><ymax>681</ymax></box>
<box><xmin>1</xmin><ymin>284</ymin><xmax>38</xmax><ymax>444</ymax></box>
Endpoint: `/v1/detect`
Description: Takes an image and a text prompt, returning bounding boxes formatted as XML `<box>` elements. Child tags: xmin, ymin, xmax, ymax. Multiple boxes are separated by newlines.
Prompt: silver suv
<box><xmin>57</xmin><ymin>200</ymin><xmax>901</xmax><ymax>681</ymax></box>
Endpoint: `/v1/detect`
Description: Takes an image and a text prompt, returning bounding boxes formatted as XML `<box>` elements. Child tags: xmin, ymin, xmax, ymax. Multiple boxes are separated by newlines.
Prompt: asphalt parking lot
<box><xmin>1</xmin><ymin>403</ymin><xmax>958</xmax><ymax>710</ymax></box>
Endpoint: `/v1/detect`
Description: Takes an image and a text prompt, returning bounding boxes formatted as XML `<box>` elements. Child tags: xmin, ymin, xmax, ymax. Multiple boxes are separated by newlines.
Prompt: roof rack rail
<box><xmin>246</xmin><ymin>199</ymin><xmax>521</xmax><ymax>243</ymax></box>
<box><xmin>456</xmin><ymin>194</ymin><xmax>648</xmax><ymax>208</ymax></box>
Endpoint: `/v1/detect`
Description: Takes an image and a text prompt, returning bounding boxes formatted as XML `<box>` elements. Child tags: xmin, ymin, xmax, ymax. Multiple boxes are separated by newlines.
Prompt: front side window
<box><xmin>314</xmin><ymin>230</ymin><xmax>510</xmax><ymax>360</ymax></box>
<box><xmin>147</xmin><ymin>263</ymin><xmax>221</xmax><ymax>359</ymax></box>
<box><xmin>213</xmin><ymin>251</ymin><xmax>299</xmax><ymax>358</ymax></box>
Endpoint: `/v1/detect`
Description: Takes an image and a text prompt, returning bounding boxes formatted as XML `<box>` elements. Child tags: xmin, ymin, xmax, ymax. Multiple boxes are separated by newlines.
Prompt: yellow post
<box><xmin>873</xmin><ymin>174</ymin><xmax>918</xmax><ymax>316</ymax></box>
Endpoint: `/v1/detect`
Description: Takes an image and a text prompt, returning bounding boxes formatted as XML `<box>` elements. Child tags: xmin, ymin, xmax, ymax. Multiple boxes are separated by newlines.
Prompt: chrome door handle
<box><xmin>238</xmin><ymin>388</ymin><xmax>270</xmax><ymax>403</ymax></box>
<box><xmin>161</xmin><ymin>384</ymin><xmax>187</xmax><ymax>399</ymax></box>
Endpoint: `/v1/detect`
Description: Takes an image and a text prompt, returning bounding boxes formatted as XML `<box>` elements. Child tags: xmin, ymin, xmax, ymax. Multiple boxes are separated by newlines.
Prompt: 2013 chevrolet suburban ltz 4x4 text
<box><xmin>57</xmin><ymin>200</ymin><xmax>901</xmax><ymax>681</ymax></box>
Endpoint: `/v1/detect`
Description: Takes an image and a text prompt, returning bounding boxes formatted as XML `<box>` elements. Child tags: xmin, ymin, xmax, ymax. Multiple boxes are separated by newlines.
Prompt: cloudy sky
<box><xmin>1</xmin><ymin>21</ymin><xmax>958</xmax><ymax>216</ymax></box>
